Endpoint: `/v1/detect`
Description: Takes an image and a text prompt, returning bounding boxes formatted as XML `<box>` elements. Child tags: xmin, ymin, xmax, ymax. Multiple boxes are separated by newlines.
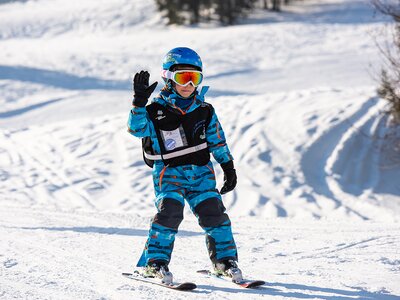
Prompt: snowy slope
<box><xmin>0</xmin><ymin>0</ymin><xmax>400</xmax><ymax>299</ymax></box>
<box><xmin>1</xmin><ymin>206</ymin><xmax>399</xmax><ymax>299</ymax></box>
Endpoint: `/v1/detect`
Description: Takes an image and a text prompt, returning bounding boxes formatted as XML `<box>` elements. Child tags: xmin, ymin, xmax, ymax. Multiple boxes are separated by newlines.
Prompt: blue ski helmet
<box><xmin>162</xmin><ymin>47</ymin><xmax>202</xmax><ymax>72</ymax></box>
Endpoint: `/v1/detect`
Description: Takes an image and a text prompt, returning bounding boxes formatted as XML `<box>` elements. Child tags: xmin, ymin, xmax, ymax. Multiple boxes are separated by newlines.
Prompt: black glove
<box><xmin>132</xmin><ymin>70</ymin><xmax>158</xmax><ymax>107</ymax></box>
<box><xmin>220</xmin><ymin>161</ymin><xmax>237</xmax><ymax>195</ymax></box>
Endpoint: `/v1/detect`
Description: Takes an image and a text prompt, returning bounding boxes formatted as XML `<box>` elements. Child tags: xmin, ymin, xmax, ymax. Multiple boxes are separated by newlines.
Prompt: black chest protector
<box><xmin>142</xmin><ymin>102</ymin><xmax>213</xmax><ymax>167</ymax></box>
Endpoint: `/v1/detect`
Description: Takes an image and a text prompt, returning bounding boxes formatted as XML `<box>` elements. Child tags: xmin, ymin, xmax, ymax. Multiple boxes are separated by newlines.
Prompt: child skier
<box><xmin>127</xmin><ymin>47</ymin><xmax>241</xmax><ymax>284</ymax></box>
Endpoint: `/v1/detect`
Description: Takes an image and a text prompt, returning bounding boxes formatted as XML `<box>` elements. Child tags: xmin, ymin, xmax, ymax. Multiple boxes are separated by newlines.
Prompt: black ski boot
<box><xmin>213</xmin><ymin>259</ymin><xmax>243</xmax><ymax>282</ymax></box>
<box><xmin>142</xmin><ymin>261</ymin><xmax>173</xmax><ymax>285</ymax></box>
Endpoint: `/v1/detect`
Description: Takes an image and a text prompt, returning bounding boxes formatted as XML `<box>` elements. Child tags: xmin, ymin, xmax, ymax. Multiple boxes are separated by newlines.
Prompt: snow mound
<box><xmin>1</xmin><ymin>87</ymin><xmax>398</xmax><ymax>221</ymax></box>
<box><xmin>0</xmin><ymin>0</ymin><xmax>159</xmax><ymax>39</ymax></box>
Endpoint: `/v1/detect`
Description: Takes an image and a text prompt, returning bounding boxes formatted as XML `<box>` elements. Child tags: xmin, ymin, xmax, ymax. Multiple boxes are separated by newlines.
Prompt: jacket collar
<box><xmin>153</xmin><ymin>85</ymin><xmax>210</xmax><ymax>114</ymax></box>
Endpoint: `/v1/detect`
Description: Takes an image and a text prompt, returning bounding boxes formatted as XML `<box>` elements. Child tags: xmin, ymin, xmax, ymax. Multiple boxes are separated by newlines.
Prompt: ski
<box><xmin>122</xmin><ymin>272</ymin><xmax>197</xmax><ymax>291</ymax></box>
<box><xmin>197</xmin><ymin>269</ymin><xmax>265</xmax><ymax>289</ymax></box>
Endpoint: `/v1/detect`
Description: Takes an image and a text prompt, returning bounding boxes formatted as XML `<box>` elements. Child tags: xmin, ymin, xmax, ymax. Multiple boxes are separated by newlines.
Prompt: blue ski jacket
<box><xmin>127</xmin><ymin>86</ymin><xmax>233</xmax><ymax>168</ymax></box>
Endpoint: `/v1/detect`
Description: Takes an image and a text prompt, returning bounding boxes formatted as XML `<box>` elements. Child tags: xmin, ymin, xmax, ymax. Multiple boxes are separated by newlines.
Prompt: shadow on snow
<box><xmin>196</xmin><ymin>282</ymin><xmax>399</xmax><ymax>300</ymax></box>
<box><xmin>0</xmin><ymin>97</ymin><xmax>67</xmax><ymax>118</ymax></box>
<box><xmin>262</xmin><ymin>282</ymin><xmax>399</xmax><ymax>300</ymax></box>
<box><xmin>0</xmin><ymin>65</ymin><xmax>129</xmax><ymax>91</ymax></box>
<box><xmin>13</xmin><ymin>226</ymin><xmax>202</xmax><ymax>237</ymax></box>
<box><xmin>0</xmin><ymin>65</ymin><xmax>251</xmax><ymax>99</ymax></box>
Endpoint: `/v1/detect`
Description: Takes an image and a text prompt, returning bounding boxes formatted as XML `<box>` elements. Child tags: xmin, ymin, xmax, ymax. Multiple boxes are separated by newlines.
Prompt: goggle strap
<box><xmin>162</xmin><ymin>70</ymin><xmax>202</xmax><ymax>79</ymax></box>
<box><xmin>162</xmin><ymin>70</ymin><xmax>174</xmax><ymax>80</ymax></box>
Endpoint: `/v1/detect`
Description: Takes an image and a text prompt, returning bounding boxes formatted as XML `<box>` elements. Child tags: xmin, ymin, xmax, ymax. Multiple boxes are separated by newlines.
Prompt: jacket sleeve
<box><xmin>127</xmin><ymin>105</ymin><xmax>152</xmax><ymax>138</ymax></box>
<box><xmin>206</xmin><ymin>107</ymin><xmax>234</xmax><ymax>164</ymax></box>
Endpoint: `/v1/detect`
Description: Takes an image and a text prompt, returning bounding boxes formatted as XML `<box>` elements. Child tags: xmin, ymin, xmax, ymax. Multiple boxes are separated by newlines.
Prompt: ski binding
<box><xmin>122</xmin><ymin>271</ymin><xmax>197</xmax><ymax>291</ymax></box>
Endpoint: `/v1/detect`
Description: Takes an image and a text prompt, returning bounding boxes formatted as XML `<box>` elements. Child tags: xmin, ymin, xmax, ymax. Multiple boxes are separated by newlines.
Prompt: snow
<box><xmin>1</xmin><ymin>207</ymin><xmax>399</xmax><ymax>299</ymax></box>
<box><xmin>0</xmin><ymin>0</ymin><xmax>399</xmax><ymax>299</ymax></box>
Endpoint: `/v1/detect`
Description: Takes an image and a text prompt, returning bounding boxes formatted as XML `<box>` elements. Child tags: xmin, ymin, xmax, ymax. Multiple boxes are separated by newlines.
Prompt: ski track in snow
<box><xmin>1</xmin><ymin>88</ymin><xmax>397</xmax><ymax>220</ymax></box>
<box><xmin>0</xmin><ymin>0</ymin><xmax>399</xmax><ymax>298</ymax></box>
<box><xmin>0</xmin><ymin>115</ymin><xmax>155</xmax><ymax>212</ymax></box>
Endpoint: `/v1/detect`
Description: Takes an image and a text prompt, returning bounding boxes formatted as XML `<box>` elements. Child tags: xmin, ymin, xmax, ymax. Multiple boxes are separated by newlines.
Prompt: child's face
<box><xmin>172</xmin><ymin>65</ymin><xmax>198</xmax><ymax>98</ymax></box>
<box><xmin>174</xmin><ymin>82</ymin><xmax>196</xmax><ymax>98</ymax></box>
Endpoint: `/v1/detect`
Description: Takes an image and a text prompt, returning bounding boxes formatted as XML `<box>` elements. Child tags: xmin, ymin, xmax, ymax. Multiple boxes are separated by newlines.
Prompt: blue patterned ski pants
<box><xmin>136</xmin><ymin>161</ymin><xmax>238</xmax><ymax>267</ymax></box>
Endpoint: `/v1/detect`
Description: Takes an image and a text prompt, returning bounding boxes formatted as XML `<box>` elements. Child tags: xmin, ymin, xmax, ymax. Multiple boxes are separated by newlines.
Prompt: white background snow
<box><xmin>0</xmin><ymin>0</ymin><xmax>399</xmax><ymax>299</ymax></box>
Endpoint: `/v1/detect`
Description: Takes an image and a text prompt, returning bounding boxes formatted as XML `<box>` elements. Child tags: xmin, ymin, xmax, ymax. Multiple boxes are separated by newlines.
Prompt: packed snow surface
<box><xmin>0</xmin><ymin>0</ymin><xmax>399</xmax><ymax>299</ymax></box>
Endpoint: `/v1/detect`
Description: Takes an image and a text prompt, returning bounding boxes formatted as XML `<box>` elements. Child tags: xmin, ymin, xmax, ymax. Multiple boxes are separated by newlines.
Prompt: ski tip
<box><xmin>240</xmin><ymin>280</ymin><xmax>265</xmax><ymax>288</ymax></box>
<box><xmin>176</xmin><ymin>282</ymin><xmax>197</xmax><ymax>290</ymax></box>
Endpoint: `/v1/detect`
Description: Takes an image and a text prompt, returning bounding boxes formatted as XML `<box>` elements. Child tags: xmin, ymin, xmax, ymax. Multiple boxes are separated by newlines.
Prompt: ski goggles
<box><xmin>162</xmin><ymin>70</ymin><xmax>203</xmax><ymax>87</ymax></box>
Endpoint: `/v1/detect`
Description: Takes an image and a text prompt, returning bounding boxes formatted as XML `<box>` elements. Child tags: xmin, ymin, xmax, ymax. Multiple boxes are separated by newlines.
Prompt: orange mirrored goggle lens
<box><xmin>174</xmin><ymin>71</ymin><xmax>203</xmax><ymax>87</ymax></box>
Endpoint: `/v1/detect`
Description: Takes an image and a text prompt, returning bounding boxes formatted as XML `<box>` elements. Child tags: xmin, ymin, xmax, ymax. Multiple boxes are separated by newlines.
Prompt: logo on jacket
<box><xmin>200</xmin><ymin>127</ymin><xmax>206</xmax><ymax>139</ymax></box>
<box><xmin>156</xmin><ymin>110</ymin><xmax>166</xmax><ymax>120</ymax></box>
<box><xmin>165</xmin><ymin>139</ymin><xmax>176</xmax><ymax>150</ymax></box>
<box><xmin>194</xmin><ymin>121</ymin><xmax>206</xmax><ymax>140</ymax></box>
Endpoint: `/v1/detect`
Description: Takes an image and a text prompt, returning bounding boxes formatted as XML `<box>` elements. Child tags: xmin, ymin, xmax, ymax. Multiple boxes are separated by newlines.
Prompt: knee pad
<box><xmin>194</xmin><ymin>198</ymin><xmax>229</xmax><ymax>228</ymax></box>
<box><xmin>153</xmin><ymin>198</ymin><xmax>184</xmax><ymax>230</ymax></box>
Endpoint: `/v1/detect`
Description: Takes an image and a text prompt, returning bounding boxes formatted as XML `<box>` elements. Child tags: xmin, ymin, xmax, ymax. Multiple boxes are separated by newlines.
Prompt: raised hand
<box><xmin>132</xmin><ymin>71</ymin><xmax>158</xmax><ymax>107</ymax></box>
